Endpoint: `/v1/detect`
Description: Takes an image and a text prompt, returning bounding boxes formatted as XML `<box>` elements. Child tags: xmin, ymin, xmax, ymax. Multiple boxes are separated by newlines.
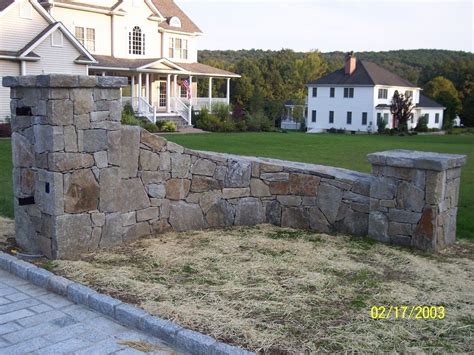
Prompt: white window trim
<box><xmin>168</xmin><ymin>37</ymin><xmax>188</xmax><ymax>60</ymax></box>
<box><xmin>51</xmin><ymin>31</ymin><xmax>64</xmax><ymax>47</ymax></box>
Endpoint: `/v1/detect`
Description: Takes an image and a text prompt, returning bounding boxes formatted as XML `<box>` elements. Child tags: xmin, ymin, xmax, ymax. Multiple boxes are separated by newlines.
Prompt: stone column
<box><xmin>368</xmin><ymin>149</ymin><xmax>467</xmax><ymax>252</ymax></box>
<box><xmin>3</xmin><ymin>74</ymin><xmax>128</xmax><ymax>259</ymax></box>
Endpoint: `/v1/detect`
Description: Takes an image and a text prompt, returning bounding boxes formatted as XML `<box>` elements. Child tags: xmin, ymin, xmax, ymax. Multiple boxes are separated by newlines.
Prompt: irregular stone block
<box><xmin>388</xmin><ymin>222</ymin><xmax>412</xmax><ymax>236</ymax></box>
<box><xmin>139</xmin><ymin>149</ymin><xmax>160</xmax><ymax>171</ymax></box>
<box><xmin>370</xmin><ymin>177</ymin><xmax>397</xmax><ymax>200</ymax></box>
<box><xmin>396</xmin><ymin>182</ymin><xmax>424</xmax><ymax>212</ymax></box>
<box><xmin>269</xmin><ymin>181</ymin><xmax>289</xmax><ymax>195</ymax></box>
<box><xmin>99</xmin><ymin>167</ymin><xmax>122</xmax><ymax>213</ymax></box>
<box><xmin>316</xmin><ymin>183</ymin><xmax>343</xmax><ymax>224</ymax></box>
<box><xmin>206</xmin><ymin>199</ymin><xmax>234</xmax><ymax>227</ymax></box>
<box><xmin>166</xmin><ymin>179</ymin><xmax>191</xmax><ymax>200</ymax></box>
<box><xmin>71</xmin><ymin>89</ymin><xmax>94</xmax><ymax>115</ymax></box>
<box><xmin>91</xmin><ymin>212</ymin><xmax>105</xmax><ymax>227</ymax></box>
<box><xmin>192</xmin><ymin>159</ymin><xmax>216</xmax><ymax>176</ymax></box>
<box><xmin>412</xmin><ymin>207</ymin><xmax>435</xmax><ymax>251</ymax></box>
<box><xmin>147</xmin><ymin>184</ymin><xmax>166</xmax><ymax>198</ymax></box>
<box><xmin>260</xmin><ymin>163</ymin><xmax>283</xmax><ymax>173</ymax></box>
<box><xmin>64</xmin><ymin>126</ymin><xmax>78</xmax><ymax>152</ymax></box>
<box><xmin>234</xmin><ymin>197</ymin><xmax>265</xmax><ymax>226</ymax></box>
<box><xmin>190</xmin><ymin>176</ymin><xmax>222</xmax><ymax>193</ymax></box>
<box><xmin>83</xmin><ymin>129</ymin><xmax>107</xmax><ymax>153</ymax></box>
<box><xmin>336</xmin><ymin>209</ymin><xmax>368</xmax><ymax>236</ymax></box>
<box><xmin>94</xmin><ymin>151</ymin><xmax>108</xmax><ymax>169</ymax></box>
<box><xmin>107</xmin><ymin>130</ymin><xmax>121</xmax><ymax>166</ymax></box>
<box><xmin>124</xmin><ymin>222</ymin><xmax>151</xmax><ymax>242</ymax></box>
<box><xmin>261</xmin><ymin>172</ymin><xmax>289</xmax><ymax>182</ymax></box>
<box><xmin>121</xmin><ymin>178</ymin><xmax>150</xmax><ymax>212</ymax></box>
<box><xmin>48</xmin><ymin>152</ymin><xmax>94</xmax><ymax>171</ymax></box>
<box><xmin>34</xmin><ymin>125</ymin><xmax>64</xmax><ymax>153</ymax></box>
<box><xmin>289</xmin><ymin>174</ymin><xmax>320</xmax><ymax>196</ymax></box>
<box><xmin>308</xmin><ymin>207</ymin><xmax>330</xmax><ymax>233</ymax></box>
<box><xmin>64</xmin><ymin>169</ymin><xmax>100</xmax><ymax>213</ymax></box>
<box><xmin>264</xmin><ymin>200</ymin><xmax>281</xmax><ymax>226</ymax></box>
<box><xmin>101</xmin><ymin>212</ymin><xmax>123</xmax><ymax>248</ymax></box>
<box><xmin>222</xmin><ymin>188</ymin><xmax>250</xmax><ymax>199</ymax></box>
<box><xmin>54</xmin><ymin>214</ymin><xmax>93</xmax><ymax>259</ymax></box>
<box><xmin>171</xmin><ymin>153</ymin><xmax>192</xmax><ymax>179</ymax></box>
<box><xmin>281</xmin><ymin>207</ymin><xmax>309</xmax><ymax>229</ymax></box>
<box><xmin>388</xmin><ymin>209</ymin><xmax>422</xmax><ymax>224</ymax></box>
<box><xmin>46</xmin><ymin>99</ymin><xmax>73</xmax><ymax>125</ymax></box>
<box><xmin>120</xmin><ymin>126</ymin><xmax>140</xmax><ymax>178</ymax></box>
<box><xmin>159</xmin><ymin>151</ymin><xmax>171</xmax><ymax>171</ymax></box>
<box><xmin>12</xmin><ymin>132</ymin><xmax>34</xmax><ymax>168</ymax></box>
<box><xmin>137</xmin><ymin>207</ymin><xmax>159</xmax><ymax>222</ymax></box>
<box><xmin>169</xmin><ymin>202</ymin><xmax>207</xmax><ymax>231</ymax></box>
<box><xmin>122</xmin><ymin>212</ymin><xmax>136</xmax><ymax>227</ymax></box>
<box><xmin>277</xmin><ymin>195</ymin><xmax>302</xmax><ymax>207</ymax></box>
<box><xmin>225</xmin><ymin>161</ymin><xmax>251</xmax><ymax>188</ymax></box>
<box><xmin>36</xmin><ymin>169</ymin><xmax>64</xmax><ymax>216</ymax></box>
<box><xmin>250</xmin><ymin>179</ymin><xmax>271</xmax><ymax>197</ymax></box>
<box><xmin>425</xmin><ymin>171</ymin><xmax>446</xmax><ymax>205</ymax></box>
<box><xmin>199</xmin><ymin>191</ymin><xmax>223</xmax><ymax>214</ymax></box>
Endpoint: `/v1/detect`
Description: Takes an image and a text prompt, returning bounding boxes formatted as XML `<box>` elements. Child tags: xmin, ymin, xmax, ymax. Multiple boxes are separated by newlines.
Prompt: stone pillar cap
<box><xmin>367</xmin><ymin>149</ymin><xmax>467</xmax><ymax>171</ymax></box>
<box><xmin>2</xmin><ymin>74</ymin><xmax>128</xmax><ymax>88</ymax></box>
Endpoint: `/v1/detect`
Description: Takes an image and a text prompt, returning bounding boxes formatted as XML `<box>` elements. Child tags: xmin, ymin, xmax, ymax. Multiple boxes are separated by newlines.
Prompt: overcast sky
<box><xmin>176</xmin><ymin>0</ymin><xmax>473</xmax><ymax>53</ymax></box>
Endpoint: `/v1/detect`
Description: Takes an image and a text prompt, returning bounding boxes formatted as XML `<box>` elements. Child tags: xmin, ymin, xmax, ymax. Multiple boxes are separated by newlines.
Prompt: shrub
<box><xmin>377</xmin><ymin>116</ymin><xmax>388</xmax><ymax>133</ymax></box>
<box><xmin>162</xmin><ymin>121</ymin><xmax>177</xmax><ymax>132</ymax></box>
<box><xmin>143</xmin><ymin>122</ymin><xmax>159</xmax><ymax>133</ymax></box>
<box><xmin>212</xmin><ymin>102</ymin><xmax>232</xmax><ymax>121</ymax></box>
<box><xmin>121</xmin><ymin>112</ymin><xmax>143</xmax><ymax>127</ymax></box>
<box><xmin>123</xmin><ymin>103</ymin><xmax>134</xmax><ymax>116</ymax></box>
<box><xmin>196</xmin><ymin>113</ymin><xmax>222</xmax><ymax>132</ymax></box>
<box><xmin>415</xmin><ymin>115</ymin><xmax>429</xmax><ymax>132</ymax></box>
<box><xmin>156</xmin><ymin>121</ymin><xmax>165</xmax><ymax>131</ymax></box>
<box><xmin>245</xmin><ymin>112</ymin><xmax>273</xmax><ymax>132</ymax></box>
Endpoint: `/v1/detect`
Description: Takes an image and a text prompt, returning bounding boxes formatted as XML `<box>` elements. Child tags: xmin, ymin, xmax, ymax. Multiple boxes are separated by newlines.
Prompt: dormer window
<box><xmin>169</xmin><ymin>16</ymin><xmax>181</xmax><ymax>28</ymax></box>
<box><xmin>129</xmin><ymin>26</ymin><xmax>145</xmax><ymax>55</ymax></box>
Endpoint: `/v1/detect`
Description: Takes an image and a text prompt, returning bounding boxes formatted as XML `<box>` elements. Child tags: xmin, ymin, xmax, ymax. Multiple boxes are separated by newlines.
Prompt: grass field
<box><xmin>164</xmin><ymin>132</ymin><xmax>474</xmax><ymax>241</ymax></box>
<box><xmin>0</xmin><ymin>139</ymin><xmax>13</xmax><ymax>219</ymax></box>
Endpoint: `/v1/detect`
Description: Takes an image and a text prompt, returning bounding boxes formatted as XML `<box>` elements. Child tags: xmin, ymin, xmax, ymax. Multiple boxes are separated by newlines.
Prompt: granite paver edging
<box><xmin>0</xmin><ymin>252</ymin><xmax>253</xmax><ymax>355</ymax></box>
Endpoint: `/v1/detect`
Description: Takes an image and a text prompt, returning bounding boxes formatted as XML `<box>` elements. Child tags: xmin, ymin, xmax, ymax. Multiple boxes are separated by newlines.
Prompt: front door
<box><xmin>158</xmin><ymin>81</ymin><xmax>167</xmax><ymax>109</ymax></box>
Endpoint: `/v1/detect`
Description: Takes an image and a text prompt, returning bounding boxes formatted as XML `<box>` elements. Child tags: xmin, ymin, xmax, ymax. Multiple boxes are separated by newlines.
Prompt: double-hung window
<box><xmin>330</xmin><ymin>87</ymin><xmax>335</xmax><ymax>98</ymax></box>
<box><xmin>311</xmin><ymin>110</ymin><xmax>317</xmax><ymax>123</ymax></box>
<box><xmin>329</xmin><ymin>111</ymin><xmax>334</xmax><ymax>124</ymax></box>
<box><xmin>344</xmin><ymin>87</ymin><xmax>354</xmax><ymax>98</ymax></box>
<box><xmin>312</xmin><ymin>88</ymin><xmax>318</xmax><ymax>97</ymax></box>
<box><xmin>346</xmin><ymin>112</ymin><xmax>352</xmax><ymax>124</ymax></box>
<box><xmin>435</xmin><ymin>113</ymin><xmax>440</xmax><ymax>124</ymax></box>
<box><xmin>75</xmin><ymin>27</ymin><xmax>96</xmax><ymax>52</ymax></box>
<box><xmin>378</xmin><ymin>88</ymin><xmax>388</xmax><ymax>99</ymax></box>
<box><xmin>362</xmin><ymin>112</ymin><xmax>367</xmax><ymax>125</ymax></box>
<box><xmin>169</xmin><ymin>38</ymin><xmax>188</xmax><ymax>60</ymax></box>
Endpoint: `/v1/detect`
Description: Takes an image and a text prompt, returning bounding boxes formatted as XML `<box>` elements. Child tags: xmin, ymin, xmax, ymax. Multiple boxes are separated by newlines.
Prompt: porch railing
<box><xmin>171</xmin><ymin>97</ymin><xmax>192</xmax><ymax>125</ymax></box>
<box><xmin>182</xmin><ymin>97</ymin><xmax>228</xmax><ymax>111</ymax></box>
<box><xmin>123</xmin><ymin>97</ymin><xmax>156</xmax><ymax>124</ymax></box>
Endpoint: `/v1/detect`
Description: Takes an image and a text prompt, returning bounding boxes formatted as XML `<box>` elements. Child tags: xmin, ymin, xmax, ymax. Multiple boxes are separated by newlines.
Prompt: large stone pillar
<box><xmin>3</xmin><ymin>74</ymin><xmax>127</xmax><ymax>259</ymax></box>
<box><xmin>368</xmin><ymin>150</ymin><xmax>467</xmax><ymax>252</ymax></box>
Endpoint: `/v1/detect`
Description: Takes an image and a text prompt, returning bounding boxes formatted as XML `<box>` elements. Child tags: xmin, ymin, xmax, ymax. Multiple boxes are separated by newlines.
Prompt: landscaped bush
<box><xmin>143</xmin><ymin>122</ymin><xmax>159</xmax><ymax>133</ymax></box>
<box><xmin>212</xmin><ymin>102</ymin><xmax>232</xmax><ymax>121</ymax></box>
<box><xmin>415</xmin><ymin>115</ymin><xmax>429</xmax><ymax>132</ymax></box>
<box><xmin>162</xmin><ymin>121</ymin><xmax>177</xmax><ymax>132</ymax></box>
<box><xmin>377</xmin><ymin>116</ymin><xmax>388</xmax><ymax>133</ymax></box>
<box><xmin>245</xmin><ymin>112</ymin><xmax>273</xmax><ymax>132</ymax></box>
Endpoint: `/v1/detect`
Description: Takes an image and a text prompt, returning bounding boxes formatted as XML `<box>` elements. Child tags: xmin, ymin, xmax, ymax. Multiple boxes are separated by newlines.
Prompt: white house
<box><xmin>0</xmin><ymin>0</ymin><xmax>240</xmax><ymax>125</ymax></box>
<box><xmin>306</xmin><ymin>53</ymin><xmax>444</xmax><ymax>133</ymax></box>
<box><xmin>0</xmin><ymin>0</ymin><xmax>95</xmax><ymax>122</ymax></box>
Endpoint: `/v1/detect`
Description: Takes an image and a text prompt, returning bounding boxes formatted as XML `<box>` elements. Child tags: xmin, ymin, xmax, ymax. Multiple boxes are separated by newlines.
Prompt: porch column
<box><xmin>138</xmin><ymin>73</ymin><xmax>142</xmax><ymax>98</ymax></box>
<box><xmin>208</xmin><ymin>77</ymin><xmax>213</xmax><ymax>111</ymax></box>
<box><xmin>131</xmin><ymin>75</ymin><xmax>135</xmax><ymax>108</ymax></box>
<box><xmin>189</xmin><ymin>76</ymin><xmax>193</xmax><ymax>103</ymax></box>
<box><xmin>226</xmin><ymin>78</ymin><xmax>231</xmax><ymax>105</ymax></box>
<box><xmin>166</xmin><ymin>74</ymin><xmax>171</xmax><ymax>113</ymax></box>
<box><xmin>173</xmin><ymin>75</ymin><xmax>178</xmax><ymax>111</ymax></box>
<box><xmin>102</xmin><ymin>71</ymin><xmax>106</xmax><ymax>76</ymax></box>
<box><xmin>145</xmin><ymin>73</ymin><xmax>150</xmax><ymax>104</ymax></box>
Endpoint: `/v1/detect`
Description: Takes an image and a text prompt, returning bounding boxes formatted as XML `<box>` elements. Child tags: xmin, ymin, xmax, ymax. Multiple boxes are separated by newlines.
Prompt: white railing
<box><xmin>123</xmin><ymin>97</ymin><xmax>156</xmax><ymax>123</ymax></box>
<box><xmin>171</xmin><ymin>97</ymin><xmax>192</xmax><ymax>125</ymax></box>
<box><xmin>181</xmin><ymin>97</ymin><xmax>228</xmax><ymax>111</ymax></box>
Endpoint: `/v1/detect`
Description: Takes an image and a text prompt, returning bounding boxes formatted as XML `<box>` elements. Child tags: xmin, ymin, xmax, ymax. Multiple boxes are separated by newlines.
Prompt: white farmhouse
<box><xmin>0</xmin><ymin>0</ymin><xmax>240</xmax><ymax>125</ymax></box>
<box><xmin>306</xmin><ymin>53</ymin><xmax>444</xmax><ymax>133</ymax></box>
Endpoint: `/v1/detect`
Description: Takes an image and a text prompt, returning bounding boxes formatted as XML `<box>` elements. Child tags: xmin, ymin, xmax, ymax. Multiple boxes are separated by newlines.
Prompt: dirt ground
<box><xmin>24</xmin><ymin>224</ymin><xmax>471</xmax><ymax>354</ymax></box>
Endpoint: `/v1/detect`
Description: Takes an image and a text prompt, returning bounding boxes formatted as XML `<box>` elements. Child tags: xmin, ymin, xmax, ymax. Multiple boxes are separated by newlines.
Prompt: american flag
<box><xmin>182</xmin><ymin>79</ymin><xmax>191</xmax><ymax>99</ymax></box>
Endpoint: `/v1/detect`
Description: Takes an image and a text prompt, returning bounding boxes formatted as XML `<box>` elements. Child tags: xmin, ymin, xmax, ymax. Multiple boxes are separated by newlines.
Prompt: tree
<box><xmin>461</xmin><ymin>90</ymin><xmax>474</xmax><ymax>127</ymax></box>
<box><xmin>424</xmin><ymin>76</ymin><xmax>462</xmax><ymax>129</ymax></box>
<box><xmin>390</xmin><ymin>90</ymin><xmax>413</xmax><ymax>132</ymax></box>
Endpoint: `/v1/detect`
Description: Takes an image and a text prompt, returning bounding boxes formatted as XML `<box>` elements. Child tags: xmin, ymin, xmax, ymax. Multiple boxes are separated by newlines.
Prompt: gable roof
<box><xmin>417</xmin><ymin>94</ymin><xmax>444</xmax><ymax>108</ymax></box>
<box><xmin>152</xmin><ymin>0</ymin><xmax>202</xmax><ymax>34</ymax></box>
<box><xmin>309</xmin><ymin>60</ymin><xmax>418</xmax><ymax>88</ymax></box>
<box><xmin>0</xmin><ymin>0</ymin><xmax>13</xmax><ymax>11</ymax></box>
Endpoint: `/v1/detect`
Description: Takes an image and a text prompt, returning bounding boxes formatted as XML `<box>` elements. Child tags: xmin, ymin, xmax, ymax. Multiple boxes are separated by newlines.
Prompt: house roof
<box><xmin>90</xmin><ymin>55</ymin><xmax>239</xmax><ymax>77</ymax></box>
<box><xmin>0</xmin><ymin>0</ymin><xmax>13</xmax><ymax>11</ymax></box>
<box><xmin>309</xmin><ymin>60</ymin><xmax>418</xmax><ymax>88</ymax></box>
<box><xmin>417</xmin><ymin>94</ymin><xmax>444</xmax><ymax>108</ymax></box>
<box><xmin>151</xmin><ymin>0</ymin><xmax>202</xmax><ymax>34</ymax></box>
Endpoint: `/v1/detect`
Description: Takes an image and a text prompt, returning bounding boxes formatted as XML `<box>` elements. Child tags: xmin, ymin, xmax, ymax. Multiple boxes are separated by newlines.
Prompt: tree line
<box><xmin>197</xmin><ymin>49</ymin><xmax>474</xmax><ymax>127</ymax></box>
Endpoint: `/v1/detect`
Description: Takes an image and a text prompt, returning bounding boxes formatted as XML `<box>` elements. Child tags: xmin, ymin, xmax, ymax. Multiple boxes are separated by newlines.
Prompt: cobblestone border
<box><xmin>0</xmin><ymin>252</ymin><xmax>253</xmax><ymax>355</ymax></box>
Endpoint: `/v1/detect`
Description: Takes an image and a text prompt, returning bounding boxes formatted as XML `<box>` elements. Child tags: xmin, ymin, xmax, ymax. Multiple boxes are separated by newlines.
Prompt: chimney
<box><xmin>345</xmin><ymin>51</ymin><xmax>356</xmax><ymax>76</ymax></box>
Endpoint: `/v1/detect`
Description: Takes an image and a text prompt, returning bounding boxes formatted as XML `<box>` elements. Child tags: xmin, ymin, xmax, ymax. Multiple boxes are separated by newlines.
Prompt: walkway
<box><xmin>0</xmin><ymin>269</ymin><xmax>178</xmax><ymax>354</ymax></box>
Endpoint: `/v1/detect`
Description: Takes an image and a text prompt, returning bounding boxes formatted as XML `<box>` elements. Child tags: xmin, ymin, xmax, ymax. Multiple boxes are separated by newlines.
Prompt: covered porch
<box><xmin>89</xmin><ymin>55</ymin><xmax>240</xmax><ymax>125</ymax></box>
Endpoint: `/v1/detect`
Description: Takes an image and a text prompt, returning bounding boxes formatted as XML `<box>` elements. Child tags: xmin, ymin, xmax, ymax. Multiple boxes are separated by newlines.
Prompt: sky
<box><xmin>175</xmin><ymin>0</ymin><xmax>474</xmax><ymax>53</ymax></box>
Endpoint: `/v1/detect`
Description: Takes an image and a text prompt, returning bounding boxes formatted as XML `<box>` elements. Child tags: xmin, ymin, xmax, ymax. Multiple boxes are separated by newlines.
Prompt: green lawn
<box><xmin>0</xmin><ymin>133</ymin><xmax>473</xmax><ymax>240</ymax></box>
<box><xmin>164</xmin><ymin>132</ymin><xmax>474</xmax><ymax>241</ymax></box>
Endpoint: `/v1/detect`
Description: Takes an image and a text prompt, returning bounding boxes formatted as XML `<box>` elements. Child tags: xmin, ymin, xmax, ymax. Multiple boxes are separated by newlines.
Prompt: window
<box><xmin>51</xmin><ymin>30</ymin><xmax>63</xmax><ymax>47</ymax></box>
<box><xmin>311</xmin><ymin>110</ymin><xmax>317</xmax><ymax>123</ymax></box>
<box><xmin>378</xmin><ymin>88</ymin><xmax>388</xmax><ymax>99</ymax></box>
<box><xmin>410</xmin><ymin>113</ymin><xmax>414</xmax><ymax>123</ymax></box>
<box><xmin>180</xmin><ymin>84</ymin><xmax>187</xmax><ymax>98</ymax></box>
<box><xmin>169</xmin><ymin>38</ymin><xmax>188</xmax><ymax>60</ymax></box>
<box><xmin>329</xmin><ymin>111</ymin><xmax>334</xmax><ymax>124</ymax></box>
<box><xmin>129</xmin><ymin>26</ymin><xmax>145</xmax><ymax>55</ymax></box>
<box><xmin>75</xmin><ymin>27</ymin><xmax>95</xmax><ymax>52</ymax></box>
<box><xmin>435</xmin><ymin>113</ymin><xmax>440</xmax><ymax>123</ymax></box>
<box><xmin>344</xmin><ymin>87</ymin><xmax>354</xmax><ymax>98</ymax></box>
<box><xmin>169</xmin><ymin>17</ymin><xmax>182</xmax><ymax>28</ymax></box>
<box><xmin>19</xmin><ymin>2</ymin><xmax>32</xmax><ymax>19</ymax></box>
<box><xmin>330</xmin><ymin>87</ymin><xmax>335</xmax><ymax>98</ymax></box>
<box><xmin>425</xmin><ymin>113</ymin><xmax>430</xmax><ymax>122</ymax></box>
<box><xmin>312</xmin><ymin>87</ymin><xmax>317</xmax><ymax>97</ymax></box>
<box><xmin>377</xmin><ymin>113</ymin><xmax>382</xmax><ymax>121</ymax></box>
<box><xmin>405</xmin><ymin>90</ymin><xmax>413</xmax><ymax>98</ymax></box>
<box><xmin>383</xmin><ymin>113</ymin><xmax>389</xmax><ymax>121</ymax></box>
<box><xmin>346</xmin><ymin>112</ymin><xmax>352</xmax><ymax>124</ymax></box>
<box><xmin>362</xmin><ymin>112</ymin><xmax>367</xmax><ymax>125</ymax></box>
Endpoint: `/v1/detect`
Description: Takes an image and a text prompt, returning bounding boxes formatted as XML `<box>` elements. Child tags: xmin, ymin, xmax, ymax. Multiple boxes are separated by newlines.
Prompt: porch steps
<box><xmin>136</xmin><ymin>113</ymin><xmax>192</xmax><ymax>129</ymax></box>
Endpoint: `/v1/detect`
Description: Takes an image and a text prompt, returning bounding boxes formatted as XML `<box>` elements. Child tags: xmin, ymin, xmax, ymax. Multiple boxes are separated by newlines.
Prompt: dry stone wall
<box><xmin>3</xmin><ymin>75</ymin><xmax>467</xmax><ymax>259</ymax></box>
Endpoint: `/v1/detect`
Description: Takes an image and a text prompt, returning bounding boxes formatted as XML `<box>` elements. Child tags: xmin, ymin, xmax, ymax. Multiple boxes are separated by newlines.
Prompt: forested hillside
<box><xmin>197</xmin><ymin>49</ymin><xmax>474</xmax><ymax>125</ymax></box>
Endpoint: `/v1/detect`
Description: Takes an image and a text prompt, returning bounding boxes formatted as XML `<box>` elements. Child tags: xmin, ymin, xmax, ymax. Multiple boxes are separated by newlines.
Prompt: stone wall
<box><xmin>3</xmin><ymin>75</ymin><xmax>467</xmax><ymax>259</ymax></box>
